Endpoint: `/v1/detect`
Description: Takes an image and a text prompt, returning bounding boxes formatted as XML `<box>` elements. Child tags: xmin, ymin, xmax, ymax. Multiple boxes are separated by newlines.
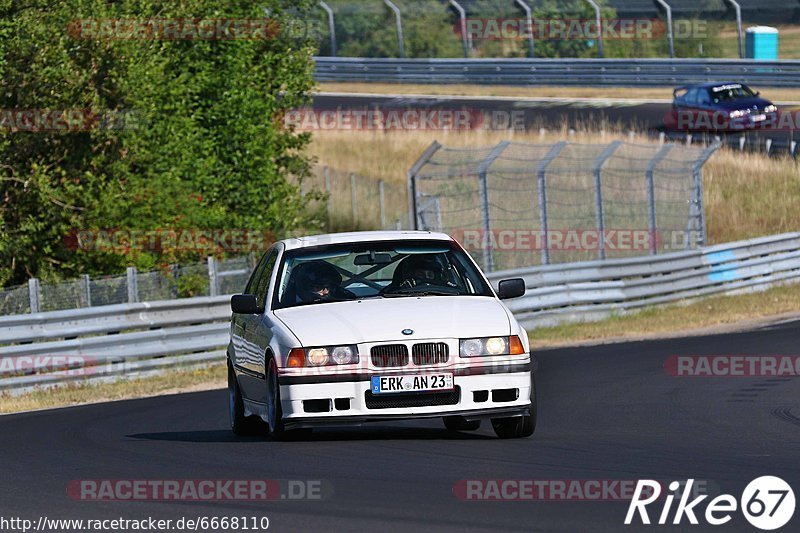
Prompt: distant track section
<box><xmin>314</xmin><ymin>57</ymin><xmax>800</xmax><ymax>88</ymax></box>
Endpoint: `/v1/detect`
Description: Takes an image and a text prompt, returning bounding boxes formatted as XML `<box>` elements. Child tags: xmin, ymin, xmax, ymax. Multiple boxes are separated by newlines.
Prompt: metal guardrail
<box><xmin>314</xmin><ymin>57</ymin><xmax>800</xmax><ymax>87</ymax></box>
<box><xmin>0</xmin><ymin>296</ymin><xmax>231</xmax><ymax>392</ymax></box>
<box><xmin>2</xmin><ymin>233</ymin><xmax>799</xmax><ymax>391</ymax></box>
<box><xmin>487</xmin><ymin>232</ymin><xmax>800</xmax><ymax>328</ymax></box>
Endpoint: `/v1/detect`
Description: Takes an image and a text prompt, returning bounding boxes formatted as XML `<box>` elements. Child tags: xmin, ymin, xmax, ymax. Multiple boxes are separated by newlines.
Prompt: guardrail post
<box><xmin>593</xmin><ymin>141</ymin><xmax>622</xmax><ymax>260</ymax></box>
<box><xmin>379</xmin><ymin>179</ymin><xmax>386</xmax><ymax>229</ymax></box>
<box><xmin>126</xmin><ymin>266</ymin><xmax>138</xmax><ymax>303</ymax></box>
<box><xmin>535</xmin><ymin>142</ymin><xmax>568</xmax><ymax>265</ymax></box>
<box><xmin>207</xmin><ymin>257</ymin><xmax>218</xmax><ymax>297</ymax></box>
<box><xmin>319</xmin><ymin>1</ymin><xmax>337</xmax><ymax>57</ymax></box>
<box><xmin>82</xmin><ymin>274</ymin><xmax>92</xmax><ymax>307</ymax></box>
<box><xmin>584</xmin><ymin>0</ymin><xmax>604</xmax><ymax>58</ymax></box>
<box><xmin>350</xmin><ymin>173</ymin><xmax>358</xmax><ymax>226</ymax></box>
<box><xmin>383</xmin><ymin>0</ymin><xmax>405</xmax><ymax>58</ymax></box>
<box><xmin>514</xmin><ymin>0</ymin><xmax>535</xmax><ymax>57</ymax></box>
<box><xmin>646</xmin><ymin>144</ymin><xmax>673</xmax><ymax>255</ymax></box>
<box><xmin>28</xmin><ymin>278</ymin><xmax>40</xmax><ymax>313</ymax></box>
<box><xmin>655</xmin><ymin>0</ymin><xmax>675</xmax><ymax>58</ymax></box>
<box><xmin>449</xmin><ymin>0</ymin><xmax>470</xmax><ymax>58</ymax></box>
<box><xmin>407</xmin><ymin>141</ymin><xmax>442</xmax><ymax>230</ymax></box>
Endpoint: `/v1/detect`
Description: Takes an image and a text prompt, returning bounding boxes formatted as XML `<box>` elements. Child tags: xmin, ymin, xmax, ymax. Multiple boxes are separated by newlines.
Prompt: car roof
<box><xmin>280</xmin><ymin>230</ymin><xmax>453</xmax><ymax>251</ymax></box>
<box><xmin>677</xmin><ymin>82</ymin><xmax>748</xmax><ymax>91</ymax></box>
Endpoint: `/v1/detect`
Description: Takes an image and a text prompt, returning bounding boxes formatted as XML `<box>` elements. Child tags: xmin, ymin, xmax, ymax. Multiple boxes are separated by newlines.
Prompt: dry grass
<box><xmin>0</xmin><ymin>364</ymin><xmax>225</xmax><ymax>415</ymax></box>
<box><xmin>530</xmin><ymin>283</ymin><xmax>800</xmax><ymax>349</ymax></box>
<box><xmin>318</xmin><ymin>83</ymin><xmax>800</xmax><ymax>104</ymax></box>
<box><xmin>309</xmin><ymin>127</ymin><xmax>800</xmax><ymax>245</ymax></box>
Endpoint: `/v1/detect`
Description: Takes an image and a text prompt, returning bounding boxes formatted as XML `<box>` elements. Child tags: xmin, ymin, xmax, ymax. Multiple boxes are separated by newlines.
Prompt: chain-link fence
<box><xmin>303</xmin><ymin>166</ymin><xmax>410</xmax><ymax>231</ymax></box>
<box><xmin>410</xmin><ymin>140</ymin><xmax>719</xmax><ymax>272</ymax></box>
<box><xmin>0</xmin><ymin>256</ymin><xmax>256</xmax><ymax>316</ymax></box>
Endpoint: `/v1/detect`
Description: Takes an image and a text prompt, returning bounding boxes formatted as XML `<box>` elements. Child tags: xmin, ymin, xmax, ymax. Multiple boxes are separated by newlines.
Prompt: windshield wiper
<box><xmin>383</xmin><ymin>289</ymin><xmax>457</xmax><ymax>298</ymax></box>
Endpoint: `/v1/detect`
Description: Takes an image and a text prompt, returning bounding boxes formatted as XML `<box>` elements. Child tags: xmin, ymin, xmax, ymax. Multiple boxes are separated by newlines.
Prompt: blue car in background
<box><xmin>669</xmin><ymin>82</ymin><xmax>778</xmax><ymax>131</ymax></box>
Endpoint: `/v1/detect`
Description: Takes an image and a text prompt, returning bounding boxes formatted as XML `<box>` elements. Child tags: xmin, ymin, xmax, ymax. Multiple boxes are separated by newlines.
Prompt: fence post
<box><xmin>726</xmin><ymin>0</ymin><xmax>744</xmax><ymax>58</ymax></box>
<box><xmin>126</xmin><ymin>266</ymin><xmax>139</xmax><ymax>303</ymax></box>
<box><xmin>475</xmin><ymin>142</ymin><xmax>510</xmax><ymax>272</ymax></box>
<box><xmin>350</xmin><ymin>173</ymin><xmax>357</xmax><ymax>226</ymax></box>
<box><xmin>690</xmin><ymin>141</ymin><xmax>721</xmax><ymax>248</ymax></box>
<box><xmin>655</xmin><ymin>0</ymin><xmax>675</xmax><ymax>58</ymax></box>
<box><xmin>535</xmin><ymin>142</ymin><xmax>568</xmax><ymax>265</ymax></box>
<box><xmin>646</xmin><ymin>144</ymin><xmax>673</xmax><ymax>255</ymax></box>
<box><xmin>407</xmin><ymin>141</ymin><xmax>443</xmax><ymax>230</ymax></box>
<box><xmin>378</xmin><ymin>179</ymin><xmax>386</xmax><ymax>229</ymax></box>
<box><xmin>324</xmin><ymin>166</ymin><xmax>332</xmax><ymax>227</ymax></box>
<box><xmin>448</xmin><ymin>0</ymin><xmax>470</xmax><ymax>58</ymax></box>
<box><xmin>593</xmin><ymin>141</ymin><xmax>622</xmax><ymax>260</ymax></box>
<box><xmin>514</xmin><ymin>0</ymin><xmax>535</xmax><ymax>57</ymax></box>
<box><xmin>319</xmin><ymin>1</ymin><xmax>337</xmax><ymax>56</ymax></box>
<box><xmin>584</xmin><ymin>0</ymin><xmax>604</xmax><ymax>58</ymax></box>
<box><xmin>28</xmin><ymin>278</ymin><xmax>40</xmax><ymax>313</ymax></box>
<box><xmin>383</xmin><ymin>0</ymin><xmax>405</xmax><ymax>58</ymax></box>
<box><xmin>207</xmin><ymin>256</ymin><xmax>218</xmax><ymax>297</ymax></box>
<box><xmin>83</xmin><ymin>274</ymin><xmax>92</xmax><ymax>307</ymax></box>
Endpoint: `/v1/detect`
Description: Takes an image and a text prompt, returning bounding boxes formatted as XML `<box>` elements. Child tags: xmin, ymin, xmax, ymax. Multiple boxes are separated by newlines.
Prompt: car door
<box><xmin>238</xmin><ymin>247</ymin><xmax>278</xmax><ymax>403</ymax></box>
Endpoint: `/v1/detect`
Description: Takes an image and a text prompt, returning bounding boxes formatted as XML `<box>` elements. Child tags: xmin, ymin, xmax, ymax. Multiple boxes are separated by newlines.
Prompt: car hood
<box><xmin>273</xmin><ymin>296</ymin><xmax>513</xmax><ymax>346</ymax></box>
<box><xmin>713</xmin><ymin>97</ymin><xmax>773</xmax><ymax>111</ymax></box>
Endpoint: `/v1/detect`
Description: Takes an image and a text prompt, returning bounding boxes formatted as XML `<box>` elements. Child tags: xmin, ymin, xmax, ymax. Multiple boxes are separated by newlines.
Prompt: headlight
<box><xmin>459</xmin><ymin>336</ymin><xmax>525</xmax><ymax>357</ymax></box>
<box><xmin>729</xmin><ymin>110</ymin><xmax>747</xmax><ymax>119</ymax></box>
<box><xmin>764</xmin><ymin>105</ymin><xmax>778</xmax><ymax>113</ymax></box>
<box><xmin>304</xmin><ymin>345</ymin><xmax>359</xmax><ymax>367</ymax></box>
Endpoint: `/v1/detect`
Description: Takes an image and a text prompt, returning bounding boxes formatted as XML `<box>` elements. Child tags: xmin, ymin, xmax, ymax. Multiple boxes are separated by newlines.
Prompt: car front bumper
<box><xmin>278</xmin><ymin>362</ymin><xmax>533</xmax><ymax>429</ymax></box>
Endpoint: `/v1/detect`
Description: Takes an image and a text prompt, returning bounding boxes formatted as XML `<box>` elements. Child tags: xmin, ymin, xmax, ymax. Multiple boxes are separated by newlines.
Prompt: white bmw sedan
<box><xmin>228</xmin><ymin>231</ymin><xmax>535</xmax><ymax>439</ymax></box>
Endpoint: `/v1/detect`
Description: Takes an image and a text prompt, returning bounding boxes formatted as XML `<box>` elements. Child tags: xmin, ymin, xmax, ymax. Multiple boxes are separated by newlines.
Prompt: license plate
<box><xmin>752</xmin><ymin>114</ymin><xmax>767</xmax><ymax>122</ymax></box>
<box><xmin>371</xmin><ymin>373</ymin><xmax>454</xmax><ymax>394</ymax></box>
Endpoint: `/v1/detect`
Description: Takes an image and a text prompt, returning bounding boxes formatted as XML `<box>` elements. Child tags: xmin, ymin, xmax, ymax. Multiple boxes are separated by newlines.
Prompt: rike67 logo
<box><xmin>625</xmin><ymin>477</ymin><xmax>795</xmax><ymax>530</ymax></box>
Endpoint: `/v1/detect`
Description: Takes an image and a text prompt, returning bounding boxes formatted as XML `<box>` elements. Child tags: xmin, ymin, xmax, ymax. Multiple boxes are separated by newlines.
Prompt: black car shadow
<box><xmin>128</xmin><ymin>426</ymin><xmax>495</xmax><ymax>443</ymax></box>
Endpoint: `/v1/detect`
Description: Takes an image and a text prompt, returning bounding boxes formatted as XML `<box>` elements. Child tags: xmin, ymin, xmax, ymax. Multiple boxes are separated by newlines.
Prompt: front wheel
<box><xmin>491</xmin><ymin>409</ymin><xmax>535</xmax><ymax>439</ymax></box>
<box><xmin>229</xmin><ymin>362</ymin><xmax>263</xmax><ymax>436</ymax></box>
<box><xmin>491</xmin><ymin>376</ymin><xmax>537</xmax><ymax>439</ymax></box>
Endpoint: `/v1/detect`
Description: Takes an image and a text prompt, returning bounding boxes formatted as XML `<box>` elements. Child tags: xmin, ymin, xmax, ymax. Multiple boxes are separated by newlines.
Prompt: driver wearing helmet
<box><xmin>292</xmin><ymin>260</ymin><xmax>355</xmax><ymax>303</ymax></box>
<box><xmin>384</xmin><ymin>254</ymin><xmax>451</xmax><ymax>292</ymax></box>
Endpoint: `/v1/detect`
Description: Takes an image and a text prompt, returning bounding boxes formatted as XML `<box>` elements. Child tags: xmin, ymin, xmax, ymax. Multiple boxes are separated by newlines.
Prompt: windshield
<box><xmin>272</xmin><ymin>239</ymin><xmax>494</xmax><ymax>309</ymax></box>
<box><xmin>711</xmin><ymin>84</ymin><xmax>756</xmax><ymax>102</ymax></box>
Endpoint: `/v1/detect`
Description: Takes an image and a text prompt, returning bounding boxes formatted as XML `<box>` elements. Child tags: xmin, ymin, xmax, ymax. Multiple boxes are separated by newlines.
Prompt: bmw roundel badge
<box><xmin>402</xmin><ymin>329</ymin><xmax>414</xmax><ymax>335</ymax></box>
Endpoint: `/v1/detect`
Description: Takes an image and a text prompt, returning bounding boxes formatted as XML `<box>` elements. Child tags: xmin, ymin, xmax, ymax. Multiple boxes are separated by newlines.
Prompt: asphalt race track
<box><xmin>2</xmin><ymin>320</ymin><xmax>799</xmax><ymax>532</ymax></box>
<box><xmin>312</xmin><ymin>93</ymin><xmax>800</xmax><ymax>155</ymax></box>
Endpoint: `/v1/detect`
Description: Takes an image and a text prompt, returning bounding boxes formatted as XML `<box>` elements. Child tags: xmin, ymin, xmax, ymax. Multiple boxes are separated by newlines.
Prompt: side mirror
<box><xmin>497</xmin><ymin>278</ymin><xmax>526</xmax><ymax>300</ymax></box>
<box><xmin>231</xmin><ymin>294</ymin><xmax>261</xmax><ymax>314</ymax></box>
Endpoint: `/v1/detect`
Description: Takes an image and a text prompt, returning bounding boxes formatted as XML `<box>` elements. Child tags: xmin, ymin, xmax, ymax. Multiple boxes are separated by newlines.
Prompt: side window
<box><xmin>254</xmin><ymin>251</ymin><xmax>278</xmax><ymax>309</ymax></box>
<box><xmin>685</xmin><ymin>88</ymin><xmax>699</xmax><ymax>105</ymax></box>
<box><xmin>244</xmin><ymin>252</ymin><xmax>270</xmax><ymax>295</ymax></box>
<box><xmin>698</xmin><ymin>90</ymin><xmax>711</xmax><ymax>105</ymax></box>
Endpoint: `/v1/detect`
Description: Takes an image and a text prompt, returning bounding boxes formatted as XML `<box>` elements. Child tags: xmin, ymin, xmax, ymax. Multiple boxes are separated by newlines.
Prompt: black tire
<box><xmin>228</xmin><ymin>361</ymin><xmax>263</xmax><ymax>436</ymax></box>
<box><xmin>443</xmin><ymin>416</ymin><xmax>481</xmax><ymax>431</ymax></box>
<box><xmin>491</xmin><ymin>375</ymin><xmax>537</xmax><ymax>439</ymax></box>
<box><xmin>265</xmin><ymin>357</ymin><xmax>288</xmax><ymax>440</ymax></box>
